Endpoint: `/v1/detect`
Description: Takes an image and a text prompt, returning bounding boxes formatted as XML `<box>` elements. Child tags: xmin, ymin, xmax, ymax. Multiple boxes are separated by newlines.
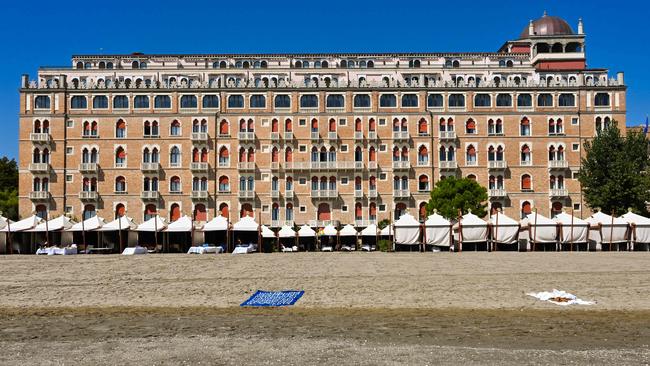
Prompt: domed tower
<box><xmin>500</xmin><ymin>12</ymin><xmax>586</xmax><ymax>70</ymax></box>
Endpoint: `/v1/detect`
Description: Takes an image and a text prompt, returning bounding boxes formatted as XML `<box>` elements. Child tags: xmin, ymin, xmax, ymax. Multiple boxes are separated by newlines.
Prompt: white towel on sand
<box><xmin>527</xmin><ymin>289</ymin><xmax>595</xmax><ymax>306</ymax></box>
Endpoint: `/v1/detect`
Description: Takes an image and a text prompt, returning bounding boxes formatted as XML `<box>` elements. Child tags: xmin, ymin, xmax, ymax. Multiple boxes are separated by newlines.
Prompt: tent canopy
<box><xmin>588</xmin><ymin>211</ymin><xmax>629</xmax><ymax>244</ymax></box>
<box><xmin>30</xmin><ymin>215</ymin><xmax>75</xmax><ymax>232</ymax></box>
<box><xmin>339</xmin><ymin>224</ymin><xmax>358</xmax><ymax>237</ymax></box>
<box><xmin>298</xmin><ymin>225</ymin><xmax>316</xmax><ymax>238</ymax></box>
<box><xmin>622</xmin><ymin>211</ymin><xmax>650</xmax><ymax>243</ymax></box>
<box><xmin>425</xmin><ymin>212</ymin><xmax>451</xmax><ymax>227</ymax></box>
<box><xmin>394</xmin><ymin>213</ymin><xmax>421</xmax><ymax>245</ymax></box>
<box><xmin>380</xmin><ymin>225</ymin><xmax>393</xmax><ymax>236</ymax></box>
<box><xmin>166</xmin><ymin>216</ymin><xmax>194</xmax><ymax>232</ymax></box>
<box><xmin>0</xmin><ymin>216</ymin><xmax>8</xmax><ymax>231</ymax></box>
<box><xmin>7</xmin><ymin>215</ymin><xmax>42</xmax><ymax>232</ymax></box>
<box><xmin>202</xmin><ymin>215</ymin><xmax>228</xmax><ymax>231</ymax></box>
<box><xmin>523</xmin><ymin>212</ymin><xmax>557</xmax><ymax>243</ymax></box>
<box><xmin>588</xmin><ymin>211</ymin><xmax>628</xmax><ymax>227</ymax></box>
<box><xmin>394</xmin><ymin>213</ymin><xmax>421</xmax><ymax>227</ymax></box>
<box><xmin>233</xmin><ymin>216</ymin><xmax>259</xmax><ymax>232</ymax></box>
<box><xmin>69</xmin><ymin>216</ymin><xmax>106</xmax><ymax>232</ymax></box>
<box><xmin>454</xmin><ymin>212</ymin><xmax>488</xmax><ymax>243</ymax></box>
<box><xmin>424</xmin><ymin>213</ymin><xmax>451</xmax><ymax>246</ymax></box>
<box><xmin>136</xmin><ymin>216</ymin><xmax>167</xmax><ymax>232</ymax></box>
<box><xmin>489</xmin><ymin>212</ymin><xmax>519</xmax><ymax>244</ymax></box>
<box><xmin>361</xmin><ymin>224</ymin><xmax>378</xmax><ymax>236</ymax></box>
<box><xmin>260</xmin><ymin>225</ymin><xmax>276</xmax><ymax>238</ymax></box>
<box><xmin>99</xmin><ymin>216</ymin><xmax>137</xmax><ymax>231</ymax></box>
<box><xmin>322</xmin><ymin>224</ymin><xmax>338</xmax><ymax>236</ymax></box>
<box><xmin>554</xmin><ymin>212</ymin><xmax>589</xmax><ymax>243</ymax></box>
<box><xmin>278</xmin><ymin>225</ymin><xmax>297</xmax><ymax>238</ymax></box>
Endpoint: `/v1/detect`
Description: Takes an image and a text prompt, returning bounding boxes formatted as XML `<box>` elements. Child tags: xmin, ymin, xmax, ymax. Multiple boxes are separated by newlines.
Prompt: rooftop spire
<box><xmin>543</xmin><ymin>10</ymin><xmax>547</xmax><ymax>17</ymax></box>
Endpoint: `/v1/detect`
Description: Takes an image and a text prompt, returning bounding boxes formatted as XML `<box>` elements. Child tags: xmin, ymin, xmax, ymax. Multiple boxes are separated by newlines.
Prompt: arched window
<box><xmin>326</xmin><ymin>94</ymin><xmax>344</xmax><ymax>108</ymax></box>
<box><xmin>115</xmin><ymin>176</ymin><xmax>126</xmax><ymax>192</ymax></box>
<box><xmin>42</xmin><ymin>148</ymin><xmax>50</xmax><ymax>163</ymax></box>
<box><xmin>402</xmin><ymin>94</ymin><xmax>418</xmax><ymax>107</ymax></box>
<box><xmin>114</xmin><ymin>119</ymin><xmax>126</xmax><ymax>138</ymax></box>
<box><xmin>70</xmin><ymin>96</ymin><xmax>87</xmax><ymax>109</ymax></box>
<box><xmin>300</xmin><ymin>95</ymin><xmax>318</xmax><ymax>108</ymax></box>
<box><xmin>379</xmin><ymin>94</ymin><xmax>397</xmax><ymax>107</ymax></box>
<box><xmin>558</xmin><ymin>93</ymin><xmax>575</xmax><ymax>107</ymax></box>
<box><xmin>154</xmin><ymin>95</ymin><xmax>171</xmax><ymax>108</ymax></box>
<box><xmin>250</xmin><ymin>95</ymin><xmax>266</xmax><ymax>108</ymax></box>
<box><xmin>218</xmin><ymin>176</ymin><xmax>230</xmax><ymax>192</ymax></box>
<box><xmin>369</xmin><ymin>118</ymin><xmax>376</xmax><ymax>132</ymax></box>
<box><xmin>274</xmin><ymin>95</ymin><xmax>291</xmax><ymax>108</ymax></box>
<box><xmin>113</xmin><ymin>95</ymin><xmax>129</xmax><ymax>109</ymax></box>
<box><xmin>328</xmin><ymin>118</ymin><xmax>336</xmax><ymax>132</ymax></box>
<box><xmin>521</xmin><ymin>144</ymin><xmax>531</xmax><ymax>164</ymax></box>
<box><xmin>115</xmin><ymin>147</ymin><xmax>126</xmax><ymax>166</ymax></box>
<box><xmin>496</xmin><ymin>94</ymin><xmax>512</xmax><ymax>107</ymax></box>
<box><xmin>521</xmin><ymin>174</ymin><xmax>532</xmax><ymax>190</ymax></box>
<box><xmin>466</xmin><ymin>145</ymin><xmax>477</xmax><ymax>164</ymax></box>
<box><xmin>520</xmin><ymin>117</ymin><xmax>531</xmax><ymax>136</ymax></box>
<box><xmin>448</xmin><ymin>94</ymin><xmax>465</xmax><ymax>107</ymax></box>
<box><xmin>170</xmin><ymin>146</ymin><xmax>181</xmax><ymax>166</ymax></box>
<box><xmin>353</xmin><ymin>94</ymin><xmax>370</xmax><ymax>108</ymax></box>
<box><xmin>465</xmin><ymin>118</ymin><xmax>476</xmax><ymax>134</ymax></box>
<box><xmin>203</xmin><ymin>95</ymin><xmax>219</xmax><ymax>108</ymax></box>
<box><xmin>169</xmin><ymin>120</ymin><xmax>181</xmax><ymax>136</ymax></box>
<box><xmin>537</xmin><ymin>93</ymin><xmax>553</xmax><ymax>107</ymax></box>
<box><xmin>474</xmin><ymin>94</ymin><xmax>491</xmax><ymax>107</ymax></box>
<box><xmin>33</xmin><ymin>120</ymin><xmax>41</xmax><ymax>133</ymax></box>
<box><xmin>134</xmin><ymin>95</ymin><xmax>149</xmax><ymax>109</ymax></box>
<box><xmin>180</xmin><ymin>95</ymin><xmax>198</xmax><ymax>108</ymax></box>
<box><xmin>92</xmin><ymin>96</ymin><xmax>107</xmax><ymax>109</ymax></box>
<box><xmin>427</xmin><ymin>94</ymin><xmax>443</xmax><ymax>107</ymax></box>
<box><xmin>419</xmin><ymin>175</ymin><xmax>429</xmax><ymax>191</ymax></box>
<box><xmin>144</xmin><ymin>204</ymin><xmax>157</xmax><ymax>221</ymax></box>
<box><xmin>517</xmin><ymin>94</ymin><xmax>532</xmax><ymax>107</ymax></box>
<box><xmin>595</xmin><ymin>93</ymin><xmax>610</xmax><ymax>106</ymax></box>
<box><xmin>170</xmin><ymin>176</ymin><xmax>181</xmax><ymax>192</ymax></box>
<box><xmin>418</xmin><ymin>118</ymin><xmax>428</xmax><ymax>135</ymax></box>
<box><xmin>271</xmin><ymin>147</ymin><xmax>279</xmax><ymax>163</ymax></box>
<box><xmin>219</xmin><ymin>119</ymin><xmax>229</xmax><ymax>136</ymax></box>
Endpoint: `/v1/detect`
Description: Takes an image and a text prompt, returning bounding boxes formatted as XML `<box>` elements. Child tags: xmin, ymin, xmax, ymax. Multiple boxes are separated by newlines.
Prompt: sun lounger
<box><xmin>122</xmin><ymin>246</ymin><xmax>147</xmax><ymax>255</ymax></box>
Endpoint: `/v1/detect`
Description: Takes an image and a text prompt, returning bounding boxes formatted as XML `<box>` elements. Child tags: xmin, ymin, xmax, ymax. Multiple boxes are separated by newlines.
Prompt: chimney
<box><xmin>528</xmin><ymin>20</ymin><xmax>534</xmax><ymax>36</ymax></box>
<box><xmin>578</xmin><ymin>18</ymin><xmax>584</xmax><ymax>34</ymax></box>
<box><xmin>21</xmin><ymin>74</ymin><xmax>28</xmax><ymax>88</ymax></box>
<box><xmin>617</xmin><ymin>72</ymin><xmax>624</xmax><ymax>85</ymax></box>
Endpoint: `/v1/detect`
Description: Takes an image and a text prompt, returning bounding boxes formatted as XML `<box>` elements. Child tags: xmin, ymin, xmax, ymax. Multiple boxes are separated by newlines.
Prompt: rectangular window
<box><xmin>572</xmin><ymin>171</ymin><xmax>579</xmax><ymax>179</ymax></box>
<box><xmin>379</xmin><ymin>144</ymin><xmax>387</xmax><ymax>152</ymax></box>
<box><xmin>66</xmin><ymin>147</ymin><xmax>74</xmax><ymax>155</ymax></box>
<box><xmin>339</xmin><ymin>118</ymin><xmax>347</xmax><ymax>126</ymax></box>
<box><xmin>378</xmin><ymin>118</ymin><xmax>386</xmax><ymax>126</ymax></box>
<box><xmin>299</xmin><ymin>119</ymin><xmax>306</xmax><ymax>126</ymax></box>
<box><xmin>379</xmin><ymin>204</ymin><xmax>386</xmax><ymax>212</ymax></box>
<box><xmin>262</xmin><ymin>205</ymin><xmax>269</xmax><ymax>213</ymax></box>
<box><xmin>65</xmin><ymin>206</ymin><xmax>73</xmax><ymax>214</ymax></box>
<box><xmin>379</xmin><ymin>173</ymin><xmax>387</xmax><ymax>180</ymax></box>
<box><xmin>340</xmin><ymin>145</ymin><xmax>348</xmax><ymax>152</ymax></box>
<box><xmin>341</xmin><ymin>205</ymin><xmax>348</xmax><ymax>212</ymax></box>
<box><xmin>300</xmin><ymin>206</ymin><xmax>306</xmax><ymax>212</ymax></box>
<box><xmin>573</xmin><ymin>203</ymin><xmax>581</xmax><ymax>210</ymax></box>
<box><xmin>299</xmin><ymin>145</ymin><xmax>307</xmax><ymax>152</ymax></box>
<box><xmin>572</xmin><ymin>143</ymin><xmax>580</xmax><ymax>151</ymax></box>
<box><xmin>299</xmin><ymin>178</ymin><xmax>306</xmax><ymax>185</ymax></box>
<box><xmin>571</xmin><ymin>117</ymin><xmax>579</xmax><ymax>125</ymax></box>
<box><xmin>66</xmin><ymin>174</ymin><xmax>73</xmax><ymax>182</ymax></box>
<box><xmin>341</xmin><ymin>177</ymin><xmax>349</xmax><ymax>185</ymax></box>
<box><xmin>66</xmin><ymin>120</ymin><xmax>74</xmax><ymax>128</ymax></box>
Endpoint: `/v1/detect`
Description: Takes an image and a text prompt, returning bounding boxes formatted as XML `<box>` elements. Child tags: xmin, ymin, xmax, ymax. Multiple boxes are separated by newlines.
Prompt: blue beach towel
<box><xmin>240</xmin><ymin>290</ymin><xmax>304</xmax><ymax>307</ymax></box>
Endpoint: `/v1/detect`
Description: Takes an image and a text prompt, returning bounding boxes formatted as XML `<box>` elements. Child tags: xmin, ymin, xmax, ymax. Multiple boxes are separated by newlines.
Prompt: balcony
<box><xmin>285</xmin><ymin>190</ymin><xmax>294</xmax><ymax>199</ymax></box>
<box><xmin>439</xmin><ymin>161</ymin><xmax>457</xmax><ymax>169</ymax></box>
<box><xmin>368</xmin><ymin>131</ymin><xmax>377</xmax><ymax>140</ymax></box>
<box><xmin>29</xmin><ymin>191</ymin><xmax>50</xmax><ymax>201</ymax></box>
<box><xmin>310</xmin><ymin>132</ymin><xmax>320</xmax><ymax>141</ymax></box>
<box><xmin>392</xmin><ymin>161</ymin><xmax>410</xmax><ymax>170</ymax></box>
<box><xmin>310</xmin><ymin>190</ymin><xmax>338</xmax><ymax>199</ymax></box>
<box><xmin>327</xmin><ymin>132</ymin><xmax>338</xmax><ymax>141</ymax></box>
<box><xmin>284</xmin><ymin>162</ymin><xmax>310</xmax><ymax>171</ymax></box>
<box><xmin>140</xmin><ymin>191</ymin><xmax>160</xmax><ymax>200</ymax></box>
<box><xmin>270</xmin><ymin>162</ymin><xmax>280</xmax><ymax>170</ymax></box>
<box><xmin>355</xmin><ymin>219</ymin><xmax>376</xmax><ymax>227</ymax></box>
<box><xmin>191</xmin><ymin>162</ymin><xmax>209</xmax><ymax>172</ymax></box>
<box><xmin>191</xmin><ymin>191</ymin><xmax>209</xmax><ymax>200</ymax></box>
<box><xmin>191</xmin><ymin>132</ymin><xmax>209</xmax><ymax>142</ymax></box>
<box><xmin>354</xmin><ymin>161</ymin><xmax>364</xmax><ymax>170</ymax></box>
<box><xmin>549</xmin><ymin>188</ymin><xmax>569</xmax><ymax>197</ymax></box>
<box><xmin>354</xmin><ymin>190</ymin><xmax>363</xmax><ymax>198</ymax></box>
<box><xmin>488</xmin><ymin>160</ymin><xmax>507</xmax><ymax>170</ymax></box>
<box><xmin>368</xmin><ymin>189</ymin><xmax>378</xmax><ymax>198</ymax></box>
<box><xmin>270</xmin><ymin>220</ymin><xmax>282</xmax><ymax>228</ymax></box>
<box><xmin>548</xmin><ymin>160</ymin><xmax>569</xmax><ymax>169</ymax></box>
<box><xmin>141</xmin><ymin>162</ymin><xmax>160</xmax><ymax>172</ymax></box>
<box><xmin>78</xmin><ymin>191</ymin><xmax>98</xmax><ymax>201</ymax></box>
<box><xmin>439</xmin><ymin>131</ymin><xmax>456</xmax><ymax>139</ymax></box>
<box><xmin>238</xmin><ymin>190</ymin><xmax>255</xmax><ymax>199</ymax></box>
<box><xmin>237</xmin><ymin>162</ymin><xmax>256</xmax><ymax>171</ymax></box>
<box><xmin>393</xmin><ymin>189</ymin><xmax>410</xmax><ymax>198</ymax></box>
<box><xmin>270</xmin><ymin>132</ymin><xmax>280</xmax><ymax>140</ymax></box>
<box><xmin>283</xmin><ymin>220</ymin><xmax>295</xmax><ymax>227</ymax></box>
<box><xmin>30</xmin><ymin>133</ymin><xmax>50</xmax><ymax>143</ymax></box>
<box><xmin>367</xmin><ymin>161</ymin><xmax>377</xmax><ymax>170</ymax></box>
<box><xmin>270</xmin><ymin>190</ymin><xmax>280</xmax><ymax>198</ymax></box>
<box><xmin>218</xmin><ymin>160</ymin><xmax>230</xmax><ymax>168</ymax></box>
<box><xmin>354</xmin><ymin>131</ymin><xmax>363</xmax><ymax>140</ymax></box>
<box><xmin>489</xmin><ymin>188</ymin><xmax>507</xmax><ymax>197</ymax></box>
<box><xmin>238</xmin><ymin>131</ymin><xmax>255</xmax><ymax>141</ymax></box>
<box><xmin>392</xmin><ymin>131</ymin><xmax>409</xmax><ymax>140</ymax></box>
<box><xmin>79</xmin><ymin>163</ymin><xmax>98</xmax><ymax>173</ymax></box>
<box><xmin>309</xmin><ymin>220</ymin><xmax>340</xmax><ymax>227</ymax></box>
<box><xmin>283</xmin><ymin>132</ymin><xmax>294</xmax><ymax>140</ymax></box>
<box><xmin>417</xmin><ymin>160</ymin><xmax>430</xmax><ymax>167</ymax></box>
<box><xmin>29</xmin><ymin>163</ymin><xmax>50</xmax><ymax>173</ymax></box>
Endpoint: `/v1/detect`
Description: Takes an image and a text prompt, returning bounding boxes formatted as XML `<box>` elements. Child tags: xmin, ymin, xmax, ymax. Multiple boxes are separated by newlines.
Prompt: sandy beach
<box><xmin>0</xmin><ymin>252</ymin><xmax>648</xmax><ymax>365</ymax></box>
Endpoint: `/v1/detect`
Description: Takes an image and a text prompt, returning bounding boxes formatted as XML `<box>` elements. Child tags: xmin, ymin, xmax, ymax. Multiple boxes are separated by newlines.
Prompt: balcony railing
<box><xmin>310</xmin><ymin>190</ymin><xmax>338</xmax><ymax>199</ymax></box>
<box><xmin>368</xmin><ymin>189</ymin><xmax>378</xmax><ymax>198</ymax></box>
<box><xmin>368</xmin><ymin>131</ymin><xmax>377</xmax><ymax>140</ymax></box>
<box><xmin>270</xmin><ymin>220</ymin><xmax>282</xmax><ymax>228</ymax></box>
<box><xmin>191</xmin><ymin>191</ymin><xmax>209</xmax><ymax>200</ymax></box>
<box><xmin>191</xmin><ymin>132</ymin><xmax>209</xmax><ymax>142</ymax></box>
<box><xmin>283</xmin><ymin>132</ymin><xmax>294</xmax><ymax>140</ymax></box>
<box><xmin>310</xmin><ymin>132</ymin><xmax>320</xmax><ymax>141</ymax></box>
<box><xmin>237</xmin><ymin>162</ymin><xmax>256</xmax><ymax>170</ymax></box>
<box><xmin>285</xmin><ymin>190</ymin><xmax>294</xmax><ymax>199</ymax></box>
<box><xmin>488</xmin><ymin>160</ymin><xmax>507</xmax><ymax>169</ymax></box>
<box><xmin>549</xmin><ymin>188</ymin><xmax>569</xmax><ymax>197</ymax></box>
<box><xmin>30</xmin><ymin>133</ymin><xmax>50</xmax><ymax>143</ymax></box>
<box><xmin>308</xmin><ymin>220</ymin><xmax>340</xmax><ymax>227</ymax></box>
<box><xmin>78</xmin><ymin>191</ymin><xmax>98</xmax><ymax>201</ymax></box>
<box><xmin>392</xmin><ymin>131</ymin><xmax>409</xmax><ymax>140</ymax></box>
<box><xmin>218</xmin><ymin>160</ymin><xmax>229</xmax><ymax>168</ymax></box>
<box><xmin>270</xmin><ymin>162</ymin><xmax>280</xmax><ymax>170</ymax></box>
<box><xmin>190</xmin><ymin>162</ymin><xmax>208</xmax><ymax>173</ymax></box>
<box><xmin>393</xmin><ymin>189</ymin><xmax>410</xmax><ymax>198</ymax></box>
<box><xmin>354</xmin><ymin>131</ymin><xmax>363</xmax><ymax>140</ymax></box>
<box><xmin>417</xmin><ymin>160</ymin><xmax>430</xmax><ymax>167</ymax></box>
<box><xmin>283</xmin><ymin>220</ymin><xmax>295</xmax><ymax>227</ymax></box>
<box><xmin>79</xmin><ymin>163</ymin><xmax>98</xmax><ymax>173</ymax></box>
<box><xmin>392</xmin><ymin>161</ymin><xmax>410</xmax><ymax>170</ymax></box>
<box><xmin>354</xmin><ymin>190</ymin><xmax>363</xmax><ymax>198</ymax></box>
<box><xmin>355</xmin><ymin>219</ymin><xmax>376</xmax><ymax>227</ymax></box>
<box><xmin>28</xmin><ymin>163</ymin><xmax>50</xmax><ymax>172</ymax></box>
<box><xmin>439</xmin><ymin>131</ymin><xmax>456</xmax><ymax>139</ymax></box>
<box><xmin>270</xmin><ymin>132</ymin><xmax>280</xmax><ymax>140</ymax></box>
<box><xmin>327</xmin><ymin>132</ymin><xmax>338</xmax><ymax>140</ymax></box>
<box><xmin>140</xmin><ymin>191</ymin><xmax>160</xmax><ymax>200</ymax></box>
<box><xmin>548</xmin><ymin>160</ymin><xmax>569</xmax><ymax>169</ymax></box>
<box><xmin>271</xmin><ymin>190</ymin><xmax>280</xmax><ymax>198</ymax></box>
<box><xmin>29</xmin><ymin>191</ymin><xmax>50</xmax><ymax>200</ymax></box>
<box><xmin>521</xmin><ymin>160</ymin><xmax>532</xmax><ymax>166</ymax></box>
<box><xmin>141</xmin><ymin>162</ymin><xmax>160</xmax><ymax>171</ymax></box>
<box><xmin>238</xmin><ymin>190</ymin><xmax>255</xmax><ymax>199</ymax></box>
<box><xmin>238</xmin><ymin>131</ymin><xmax>255</xmax><ymax>141</ymax></box>
<box><xmin>489</xmin><ymin>188</ymin><xmax>507</xmax><ymax>197</ymax></box>
<box><xmin>439</xmin><ymin>161</ymin><xmax>457</xmax><ymax>169</ymax></box>
<box><xmin>368</xmin><ymin>161</ymin><xmax>378</xmax><ymax>170</ymax></box>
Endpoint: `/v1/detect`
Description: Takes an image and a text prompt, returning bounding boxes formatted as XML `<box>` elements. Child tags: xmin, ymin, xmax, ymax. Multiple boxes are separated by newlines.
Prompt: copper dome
<box><xmin>520</xmin><ymin>13</ymin><xmax>574</xmax><ymax>39</ymax></box>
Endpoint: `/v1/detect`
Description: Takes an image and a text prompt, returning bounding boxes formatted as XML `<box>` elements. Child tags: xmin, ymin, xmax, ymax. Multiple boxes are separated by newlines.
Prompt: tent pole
<box><xmin>7</xmin><ymin>216</ymin><xmax>13</xmax><ymax>255</ymax></box>
<box><xmin>81</xmin><ymin>210</ymin><xmax>86</xmax><ymax>253</ymax></box>
<box><xmin>494</xmin><ymin>210</ymin><xmax>499</xmax><ymax>252</ymax></box>
<box><xmin>258</xmin><ymin>211</ymin><xmax>261</xmax><ymax>253</ymax></box>
<box><xmin>421</xmin><ymin>223</ymin><xmax>426</xmax><ymax>253</ymax></box>
<box><xmin>154</xmin><ymin>212</ymin><xmax>159</xmax><ymax>252</ymax></box>
<box><xmin>45</xmin><ymin>210</ymin><xmax>50</xmax><ymax>247</ymax></box>
<box><xmin>227</xmin><ymin>217</ymin><xmax>230</xmax><ymax>253</ymax></box>
<box><xmin>570</xmin><ymin>209</ymin><xmax>574</xmax><ymax>252</ymax></box>
<box><xmin>610</xmin><ymin>210</ymin><xmax>615</xmax><ymax>251</ymax></box>
<box><xmin>191</xmin><ymin>209</ymin><xmax>196</xmax><ymax>251</ymax></box>
<box><xmin>532</xmin><ymin>208</ymin><xmax>538</xmax><ymax>252</ymax></box>
<box><xmin>457</xmin><ymin>209</ymin><xmax>463</xmax><ymax>253</ymax></box>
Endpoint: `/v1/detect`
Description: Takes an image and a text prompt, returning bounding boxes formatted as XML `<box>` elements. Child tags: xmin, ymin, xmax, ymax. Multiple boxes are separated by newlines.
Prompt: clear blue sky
<box><xmin>1</xmin><ymin>0</ymin><xmax>648</xmax><ymax>160</ymax></box>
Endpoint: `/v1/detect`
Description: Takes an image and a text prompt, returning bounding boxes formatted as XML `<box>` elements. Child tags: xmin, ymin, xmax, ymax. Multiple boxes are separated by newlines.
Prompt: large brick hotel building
<box><xmin>18</xmin><ymin>13</ymin><xmax>625</xmax><ymax>226</ymax></box>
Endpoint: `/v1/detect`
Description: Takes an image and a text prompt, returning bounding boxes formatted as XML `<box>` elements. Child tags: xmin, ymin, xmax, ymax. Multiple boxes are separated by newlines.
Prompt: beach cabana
<box><xmin>136</xmin><ymin>216</ymin><xmax>167</xmax><ymax>252</ymax></box>
<box><xmin>394</xmin><ymin>213</ymin><xmax>421</xmax><ymax>251</ymax></box>
<box><xmin>587</xmin><ymin>211</ymin><xmax>629</xmax><ymax>251</ymax></box>
<box><xmin>320</xmin><ymin>224</ymin><xmax>338</xmax><ymax>251</ymax></box>
<box><xmin>278</xmin><ymin>225</ymin><xmax>298</xmax><ymax>252</ymax></box>
<box><xmin>260</xmin><ymin>225</ymin><xmax>277</xmax><ymax>252</ymax></box>
<box><xmin>28</xmin><ymin>216</ymin><xmax>75</xmax><ymax>253</ymax></box>
<box><xmin>424</xmin><ymin>212</ymin><xmax>452</xmax><ymax>251</ymax></box>
<box><xmin>201</xmin><ymin>215</ymin><xmax>229</xmax><ymax>251</ymax></box>
<box><xmin>297</xmin><ymin>224</ymin><xmax>316</xmax><ymax>251</ymax></box>
<box><xmin>99</xmin><ymin>216</ymin><xmax>138</xmax><ymax>253</ymax></box>
<box><xmin>166</xmin><ymin>216</ymin><xmax>195</xmax><ymax>252</ymax></box>
<box><xmin>232</xmin><ymin>216</ymin><xmax>260</xmax><ymax>253</ymax></box>
<box><xmin>489</xmin><ymin>211</ymin><xmax>520</xmax><ymax>251</ymax></box>
<box><xmin>360</xmin><ymin>224</ymin><xmax>378</xmax><ymax>251</ymax></box>
<box><xmin>454</xmin><ymin>211</ymin><xmax>488</xmax><ymax>252</ymax></box>
<box><xmin>522</xmin><ymin>212</ymin><xmax>558</xmax><ymax>251</ymax></box>
<box><xmin>339</xmin><ymin>224</ymin><xmax>358</xmax><ymax>251</ymax></box>
<box><xmin>554</xmin><ymin>212</ymin><xmax>590</xmax><ymax>251</ymax></box>
<box><xmin>621</xmin><ymin>211</ymin><xmax>650</xmax><ymax>251</ymax></box>
<box><xmin>68</xmin><ymin>216</ymin><xmax>106</xmax><ymax>253</ymax></box>
<box><xmin>0</xmin><ymin>215</ymin><xmax>14</xmax><ymax>254</ymax></box>
<box><xmin>2</xmin><ymin>215</ymin><xmax>41</xmax><ymax>254</ymax></box>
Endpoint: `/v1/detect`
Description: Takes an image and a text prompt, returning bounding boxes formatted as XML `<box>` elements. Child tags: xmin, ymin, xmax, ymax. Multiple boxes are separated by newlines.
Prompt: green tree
<box><xmin>425</xmin><ymin>177</ymin><xmax>488</xmax><ymax>219</ymax></box>
<box><xmin>0</xmin><ymin>157</ymin><xmax>18</xmax><ymax>220</ymax></box>
<box><xmin>579</xmin><ymin>122</ymin><xmax>650</xmax><ymax>216</ymax></box>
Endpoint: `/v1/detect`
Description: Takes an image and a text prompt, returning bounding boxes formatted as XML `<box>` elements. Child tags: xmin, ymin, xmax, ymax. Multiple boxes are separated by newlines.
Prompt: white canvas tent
<box><xmin>339</xmin><ymin>224</ymin><xmax>358</xmax><ymax>237</ymax></box>
<box><xmin>29</xmin><ymin>215</ymin><xmax>75</xmax><ymax>232</ymax></box>
<box><xmin>588</xmin><ymin>211</ymin><xmax>629</xmax><ymax>249</ymax></box>
<box><xmin>454</xmin><ymin>212</ymin><xmax>488</xmax><ymax>244</ymax></box>
<box><xmin>99</xmin><ymin>216</ymin><xmax>138</xmax><ymax>231</ymax></box>
<box><xmin>0</xmin><ymin>216</ymin><xmax>8</xmax><ymax>231</ymax></box>
<box><xmin>201</xmin><ymin>215</ymin><xmax>229</xmax><ymax>231</ymax></box>
<box><xmin>232</xmin><ymin>216</ymin><xmax>259</xmax><ymax>232</ymax></box>
<box><xmin>622</xmin><ymin>211</ymin><xmax>650</xmax><ymax>247</ymax></box>
<box><xmin>522</xmin><ymin>212</ymin><xmax>557</xmax><ymax>244</ymax></box>
<box><xmin>136</xmin><ymin>216</ymin><xmax>167</xmax><ymax>232</ymax></box>
<box><xmin>298</xmin><ymin>225</ymin><xmax>316</xmax><ymax>237</ymax></box>
<box><xmin>424</xmin><ymin>212</ymin><xmax>452</xmax><ymax>247</ymax></box>
<box><xmin>394</xmin><ymin>213</ymin><xmax>421</xmax><ymax>245</ymax></box>
<box><xmin>554</xmin><ymin>212</ymin><xmax>589</xmax><ymax>245</ymax></box>
<box><xmin>278</xmin><ymin>225</ymin><xmax>297</xmax><ymax>238</ymax></box>
<box><xmin>322</xmin><ymin>224</ymin><xmax>338</xmax><ymax>236</ymax></box>
<box><xmin>278</xmin><ymin>225</ymin><xmax>297</xmax><ymax>252</ymax></box>
<box><xmin>379</xmin><ymin>225</ymin><xmax>393</xmax><ymax>236</ymax></box>
<box><xmin>361</xmin><ymin>224</ymin><xmax>378</xmax><ymax>237</ymax></box>
<box><xmin>68</xmin><ymin>216</ymin><xmax>106</xmax><ymax>232</ymax></box>
<box><xmin>3</xmin><ymin>215</ymin><xmax>41</xmax><ymax>232</ymax></box>
<box><xmin>320</xmin><ymin>224</ymin><xmax>337</xmax><ymax>252</ymax></box>
<box><xmin>489</xmin><ymin>212</ymin><xmax>520</xmax><ymax>245</ymax></box>
<box><xmin>260</xmin><ymin>225</ymin><xmax>276</xmax><ymax>238</ymax></box>
<box><xmin>166</xmin><ymin>216</ymin><xmax>194</xmax><ymax>232</ymax></box>
<box><xmin>360</xmin><ymin>224</ymin><xmax>378</xmax><ymax>252</ymax></box>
